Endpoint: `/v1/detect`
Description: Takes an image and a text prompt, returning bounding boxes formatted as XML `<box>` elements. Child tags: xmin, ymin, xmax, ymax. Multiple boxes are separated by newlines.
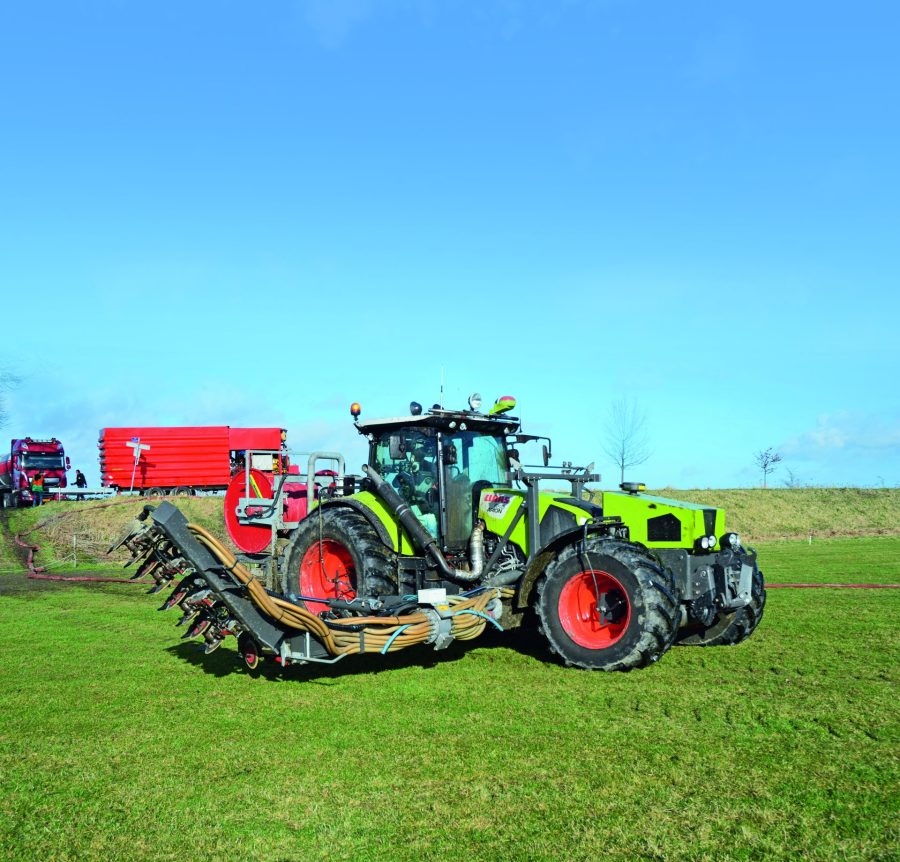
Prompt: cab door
<box><xmin>440</xmin><ymin>432</ymin><xmax>511</xmax><ymax>550</ymax></box>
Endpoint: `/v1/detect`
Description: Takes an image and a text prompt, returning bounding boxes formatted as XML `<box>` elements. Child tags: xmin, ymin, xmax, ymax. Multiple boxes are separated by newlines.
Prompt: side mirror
<box><xmin>65</xmin><ymin>457</ymin><xmax>71</xmax><ymax>470</ymax></box>
<box><xmin>542</xmin><ymin>444</ymin><xmax>551</xmax><ymax>467</ymax></box>
<box><xmin>388</xmin><ymin>435</ymin><xmax>406</xmax><ymax>461</ymax></box>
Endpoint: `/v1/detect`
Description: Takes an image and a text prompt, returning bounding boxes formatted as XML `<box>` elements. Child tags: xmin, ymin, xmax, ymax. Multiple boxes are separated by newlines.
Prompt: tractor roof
<box><xmin>355</xmin><ymin>408</ymin><xmax>520</xmax><ymax>437</ymax></box>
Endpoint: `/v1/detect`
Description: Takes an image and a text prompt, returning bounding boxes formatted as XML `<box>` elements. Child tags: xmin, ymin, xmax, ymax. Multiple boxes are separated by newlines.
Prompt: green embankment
<box><xmin>1</xmin><ymin>488</ymin><xmax>899</xmax><ymax>575</ymax></box>
<box><xmin>584</xmin><ymin>486</ymin><xmax>900</xmax><ymax>541</ymax></box>
<box><xmin>0</xmin><ymin>496</ymin><xmax>231</xmax><ymax>574</ymax></box>
<box><xmin>648</xmin><ymin>487</ymin><xmax>900</xmax><ymax>540</ymax></box>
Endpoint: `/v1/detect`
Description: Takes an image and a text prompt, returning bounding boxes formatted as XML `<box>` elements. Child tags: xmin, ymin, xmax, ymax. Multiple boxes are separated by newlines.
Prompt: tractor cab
<box><xmin>355</xmin><ymin>400</ymin><xmax>520</xmax><ymax>553</ymax></box>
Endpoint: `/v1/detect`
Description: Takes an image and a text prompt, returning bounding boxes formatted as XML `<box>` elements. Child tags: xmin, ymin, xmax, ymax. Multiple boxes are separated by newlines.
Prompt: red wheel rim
<box><xmin>299</xmin><ymin>539</ymin><xmax>356</xmax><ymax>614</ymax></box>
<box><xmin>558</xmin><ymin>570</ymin><xmax>631</xmax><ymax>649</ymax></box>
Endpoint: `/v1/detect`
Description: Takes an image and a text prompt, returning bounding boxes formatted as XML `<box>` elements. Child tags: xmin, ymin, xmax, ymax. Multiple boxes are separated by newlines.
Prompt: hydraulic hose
<box><xmin>181</xmin><ymin>523</ymin><xmax>502</xmax><ymax>657</ymax></box>
<box><xmin>362</xmin><ymin>464</ymin><xmax>484</xmax><ymax>583</ymax></box>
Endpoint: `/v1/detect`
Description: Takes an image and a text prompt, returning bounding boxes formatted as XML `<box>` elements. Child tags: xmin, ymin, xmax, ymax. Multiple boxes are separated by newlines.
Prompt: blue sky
<box><xmin>1</xmin><ymin>1</ymin><xmax>898</xmax><ymax>489</ymax></box>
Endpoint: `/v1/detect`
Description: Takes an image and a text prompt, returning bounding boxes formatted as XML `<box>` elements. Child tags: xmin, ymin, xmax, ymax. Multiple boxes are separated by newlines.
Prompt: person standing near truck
<box><xmin>74</xmin><ymin>469</ymin><xmax>87</xmax><ymax>488</ymax></box>
<box><xmin>31</xmin><ymin>472</ymin><xmax>44</xmax><ymax>506</ymax></box>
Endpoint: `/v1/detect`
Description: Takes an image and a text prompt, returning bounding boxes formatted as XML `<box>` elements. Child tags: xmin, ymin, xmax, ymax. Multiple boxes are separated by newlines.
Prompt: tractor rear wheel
<box><xmin>281</xmin><ymin>506</ymin><xmax>397</xmax><ymax>615</ymax></box>
<box><xmin>535</xmin><ymin>539</ymin><xmax>680</xmax><ymax>671</ymax></box>
<box><xmin>676</xmin><ymin>566</ymin><xmax>766</xmax><ymax>646</ymax></box>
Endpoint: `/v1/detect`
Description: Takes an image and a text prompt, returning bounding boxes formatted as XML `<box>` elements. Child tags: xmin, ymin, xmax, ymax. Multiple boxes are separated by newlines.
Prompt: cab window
<box><xmin>443</xmin><ymin>433</ymin><xmax>510</xmax><ymax>547</ymax></box>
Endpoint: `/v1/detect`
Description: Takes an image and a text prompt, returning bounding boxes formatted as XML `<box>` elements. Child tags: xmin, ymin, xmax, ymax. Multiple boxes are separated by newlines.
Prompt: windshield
<box><xmin>443</xmin><ymin>432</ymin><xmax>509</xmax><ymax>486</ymax></box>
<box><xmin>23</xmin><ymin>454</ymin><xmax>65</xmax><ymax>471</ymax></box>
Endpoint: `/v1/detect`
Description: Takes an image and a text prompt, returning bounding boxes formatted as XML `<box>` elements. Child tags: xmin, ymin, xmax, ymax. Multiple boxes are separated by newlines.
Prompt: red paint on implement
<box><xmin>299</xmin><ymin>539</ymin><xmax>357</xmax><ymax>614</ymax></box>
<box><xmin>558</xmin><ymin>570</ymin><xmax>631</xmax><ymax>649</ymax></box>
<box><xmin>224</xmin><ymin>469</ymin><xmax>274</xmax><ymax>554</ymax></box>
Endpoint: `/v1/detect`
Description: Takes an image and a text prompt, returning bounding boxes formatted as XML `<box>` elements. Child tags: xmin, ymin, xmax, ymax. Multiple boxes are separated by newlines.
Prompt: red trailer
<box><xmin>98</xmin><ymin>426</ymin><xmax>287</xmax><ymax>495</ymax></box>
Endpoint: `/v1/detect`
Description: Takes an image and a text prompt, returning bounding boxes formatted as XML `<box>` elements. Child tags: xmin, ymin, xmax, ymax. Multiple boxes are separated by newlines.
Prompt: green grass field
<box><xmin>0</xmin><ymin>535</ymin><xmax>897</xmax><ymax>862</ymax></box>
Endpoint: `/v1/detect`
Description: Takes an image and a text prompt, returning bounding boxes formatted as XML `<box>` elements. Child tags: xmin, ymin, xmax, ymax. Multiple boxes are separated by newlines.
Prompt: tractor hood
<box><xmin>601</xmin><ymin>490</ymin><xmax>725</xmax><ymax>551</ymax></box>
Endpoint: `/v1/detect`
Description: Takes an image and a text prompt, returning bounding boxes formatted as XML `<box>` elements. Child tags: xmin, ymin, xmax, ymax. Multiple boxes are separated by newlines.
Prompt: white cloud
<box><xmin>781</xmin><ymin>412</ymin><xmax>900</xmax><ymax>458</ymax></box>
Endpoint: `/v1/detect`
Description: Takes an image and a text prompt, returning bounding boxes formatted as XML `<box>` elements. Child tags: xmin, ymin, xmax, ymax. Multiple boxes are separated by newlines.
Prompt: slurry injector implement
<box><xmin>112</xmin><ymin>394</ymin><xmax>765</xmax><ymax>674</ymax></box>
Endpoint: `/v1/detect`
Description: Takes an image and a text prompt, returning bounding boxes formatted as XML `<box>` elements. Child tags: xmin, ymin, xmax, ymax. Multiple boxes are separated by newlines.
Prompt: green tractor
<box><xmin>115</xmin><ymin>394</ymin><xmax>765</xmax><ymax>673</ymax></box>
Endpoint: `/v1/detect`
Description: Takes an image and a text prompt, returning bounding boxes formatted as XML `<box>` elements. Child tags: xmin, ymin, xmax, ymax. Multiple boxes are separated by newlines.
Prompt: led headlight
<box><xmin>707</xmin><ymin>535</ymin><xmax>717</xmax><ymax>548</ymax></box>
<box><xmin>726</xmin><ymin>532</ymin><xmax>741</xmax><ymax>549</ymax></box>
<box><xmin>468</xmin><ymin>392</ymin><xmax>483</xmax><ymax>411</ymax></box>
<box><xmin>700</xmin><ymin>536</ymin><xmax>711</xmax><ymax>549</ymax></box>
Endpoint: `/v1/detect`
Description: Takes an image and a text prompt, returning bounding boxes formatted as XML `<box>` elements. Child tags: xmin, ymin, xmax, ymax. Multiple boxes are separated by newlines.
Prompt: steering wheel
<box><xmin>392</xmin><ymin>471</ymin><xmax>417</xmax><ymax>502</ymax></box>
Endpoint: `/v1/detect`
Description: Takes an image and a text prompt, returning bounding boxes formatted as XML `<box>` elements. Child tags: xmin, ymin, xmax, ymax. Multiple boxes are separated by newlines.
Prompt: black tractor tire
<box><xmin>281</xmin><ymin>506</ymin><xmax>398</xmax><ymax>612</ymax></box>
<box><xmin>676</xmin><ymin>566</ymin><xmax>766</xmax><ymax>647</ymax></box>
<box><xmin>535</xmin><ymin>538</ymin><xmax>680</xmax><ymax>671</ymax></box>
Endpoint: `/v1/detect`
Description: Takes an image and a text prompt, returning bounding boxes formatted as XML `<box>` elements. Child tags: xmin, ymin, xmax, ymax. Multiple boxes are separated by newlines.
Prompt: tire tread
<box><xmin>535</xmin><ymin>538</ymin><xmax>680</xmax><ymax>671</ymax></box>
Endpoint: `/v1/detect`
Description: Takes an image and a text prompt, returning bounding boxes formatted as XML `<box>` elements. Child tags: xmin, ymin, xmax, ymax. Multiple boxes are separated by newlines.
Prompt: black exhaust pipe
<box><xmin>362</xmin><ymin>465</ymin><xmax>482</xmax><ymax>583</ymax></box>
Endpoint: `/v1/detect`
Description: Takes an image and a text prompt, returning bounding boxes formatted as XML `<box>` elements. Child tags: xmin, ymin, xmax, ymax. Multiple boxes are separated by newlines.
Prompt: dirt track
<box><xmin>0</xmin><ymin>571</ymin><xmax>154</xmax><ymax>602</ymax></box>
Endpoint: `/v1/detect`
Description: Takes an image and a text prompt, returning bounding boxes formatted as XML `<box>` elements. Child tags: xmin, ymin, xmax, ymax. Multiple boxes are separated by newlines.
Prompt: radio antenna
<box><xmin>439</xmin><ymin>367</ymin><xmax>444</xmax><ymax>409</ymax></box>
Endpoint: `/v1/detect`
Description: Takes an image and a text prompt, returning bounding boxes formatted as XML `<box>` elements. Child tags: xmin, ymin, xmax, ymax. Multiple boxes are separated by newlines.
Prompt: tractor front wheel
<box><xmin>536</xmin><ymin>539</ymin><xmax>680</xmax><ymax>671</ymax></box>
<box><xmin>281</xmin><ymin>507</ymin><xmax>397</xmax><ymax>615</ymax></box>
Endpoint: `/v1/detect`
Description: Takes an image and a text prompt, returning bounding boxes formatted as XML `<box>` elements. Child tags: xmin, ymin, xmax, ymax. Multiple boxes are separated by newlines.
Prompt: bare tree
<box><xmin>0</xmin><ymin>370</ymin><xmax>20</xmax><ymax>429</ymax></box>
<box><xmin>754</xmin><ymin>447</ymin><xmax>782</xmax><ymax>488</ymax></box>
<box><xmin>782</xmin><ymin>468</ymin><xmax>804</xmax><ymax>489</ymax></box>
<box><xmin>602</xmin><ymin>397</ymin><xmax>652</xmax><ymax>484</ymax></box>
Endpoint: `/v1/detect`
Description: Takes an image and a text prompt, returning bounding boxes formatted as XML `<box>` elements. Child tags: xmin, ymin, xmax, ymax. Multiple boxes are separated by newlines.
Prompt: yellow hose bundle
<box><xmin>185</xmin><ymin>523</ymin><xmax>505</xmax><ymax>658</ymax></box>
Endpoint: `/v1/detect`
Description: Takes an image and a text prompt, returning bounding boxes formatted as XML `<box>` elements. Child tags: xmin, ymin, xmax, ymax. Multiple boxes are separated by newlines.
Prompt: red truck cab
<box><xmin>0</xmin><ymin>437</ymin><xmax>70</xmax><ymax>507</ymax></box>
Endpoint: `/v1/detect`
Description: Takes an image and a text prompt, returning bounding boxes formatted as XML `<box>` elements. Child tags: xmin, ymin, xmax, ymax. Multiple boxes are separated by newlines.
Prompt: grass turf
<box><xmin>0</xmin><ymin>537</ymin><xmax>897</xmax><ymax>861</ymax></box>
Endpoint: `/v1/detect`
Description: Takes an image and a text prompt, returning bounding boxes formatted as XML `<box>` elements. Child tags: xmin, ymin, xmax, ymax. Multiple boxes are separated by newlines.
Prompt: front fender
<box><xmin>514</xmin><ymin>522</ymin><xmax>622</xmax><ymax>610</ymax></box>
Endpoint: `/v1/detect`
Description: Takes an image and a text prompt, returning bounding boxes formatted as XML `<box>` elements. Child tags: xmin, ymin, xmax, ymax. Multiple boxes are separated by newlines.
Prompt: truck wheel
<box><xmin>535</xmin><ymin>539</ymin><xmax>680</xmax><ymax>671</ymax></box>
<box><xmin>676</xmin><ymin>566</ymin><xmax>766</xmax><ymax>646</ymax></box>
<box><xmin>282</xmin><ymin>507</ymin><xmax>397</xmax><ymax>614</ymax></box>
